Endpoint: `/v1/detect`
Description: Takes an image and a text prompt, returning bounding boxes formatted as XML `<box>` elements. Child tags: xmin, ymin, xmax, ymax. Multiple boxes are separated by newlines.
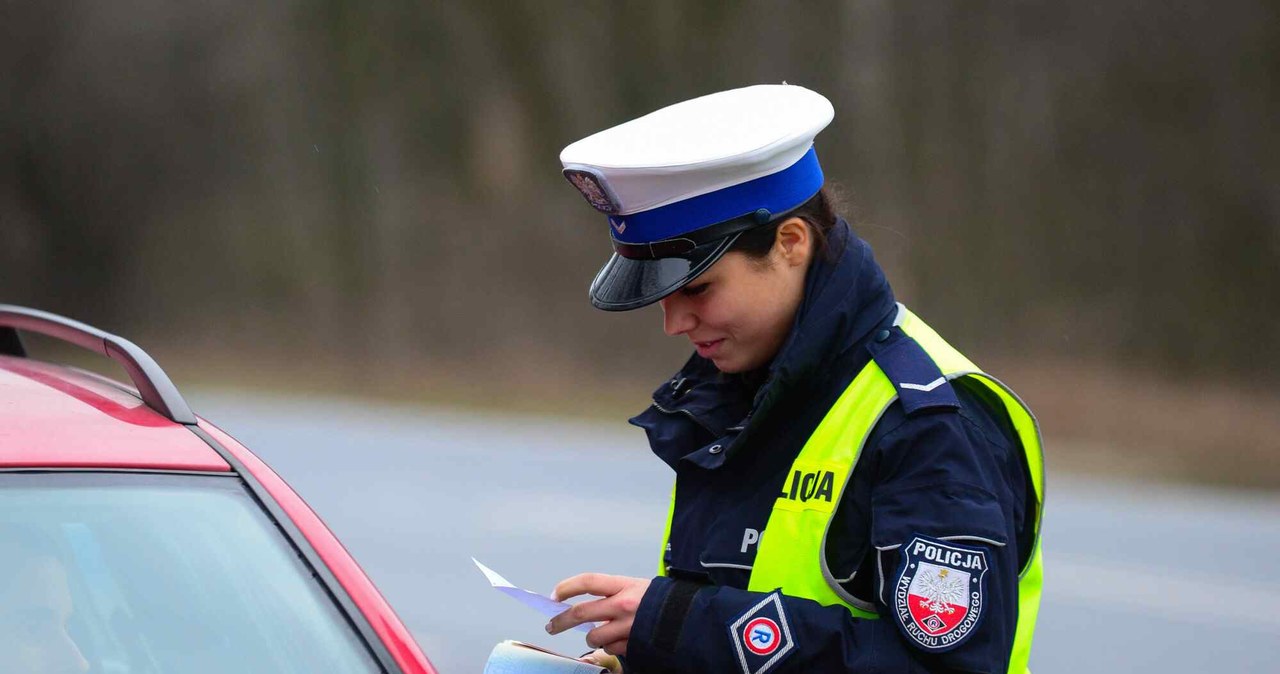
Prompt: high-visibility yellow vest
<box><xmin>659</xmin><ymin>307</ymin><xmax>1044</xmax><ymax>674</ymax></box>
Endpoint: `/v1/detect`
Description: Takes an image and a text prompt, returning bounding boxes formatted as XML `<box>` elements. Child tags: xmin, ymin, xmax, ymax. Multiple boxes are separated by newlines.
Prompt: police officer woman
<box><xmin>546</xmin><ymin>85</ymin><xmax>1044</xmax><ymax>674</ymax></box>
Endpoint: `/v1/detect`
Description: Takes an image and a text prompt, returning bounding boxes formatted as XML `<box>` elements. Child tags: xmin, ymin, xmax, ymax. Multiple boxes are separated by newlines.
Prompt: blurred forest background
<box><xmin>2</xmin><ymin>1</ymin><xmax>1277</xmax><ymax>487</ymax></box>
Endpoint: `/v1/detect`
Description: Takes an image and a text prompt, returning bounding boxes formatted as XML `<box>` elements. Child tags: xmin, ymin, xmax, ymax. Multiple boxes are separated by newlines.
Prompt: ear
<box><xmin>773</xmin><ymin>217</ymin><xmax>813</xmax><ymax>267</ymax></box>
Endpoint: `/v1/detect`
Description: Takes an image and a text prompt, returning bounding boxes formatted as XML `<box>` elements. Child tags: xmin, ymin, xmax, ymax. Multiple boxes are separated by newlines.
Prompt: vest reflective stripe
<box><xmin>658</xmin><ymin>308</ymin><xmax>1044</xmax><ymax>674</ymax></box>
<box><xmin>659</xmin><ymin>480</ymin><xmax>678</xmax><ymax>575</ymax></box>
<box><xmin>746</xmin><ymin>344</ymin><xmax>894</xmax><ymax>618</ymax></box>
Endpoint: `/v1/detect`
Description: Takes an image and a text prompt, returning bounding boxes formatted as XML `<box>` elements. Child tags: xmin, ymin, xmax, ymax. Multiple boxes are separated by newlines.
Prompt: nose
<box><xmin>660</xmin><ymin>295</ymin><xmax>696</xmax><ymax>337</ymax></box>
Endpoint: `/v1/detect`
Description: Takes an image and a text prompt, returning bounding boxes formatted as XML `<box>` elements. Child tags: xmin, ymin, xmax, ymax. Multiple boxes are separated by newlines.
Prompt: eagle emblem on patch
<box><xmin>892</xmin><ymin>535</ymin><xmax>989</xmax><ymax>652</ymax></box>
<box><xmin>727</xmin><ymin>592</ymin><xmax>795</xmax><ymax>674</ymax></box>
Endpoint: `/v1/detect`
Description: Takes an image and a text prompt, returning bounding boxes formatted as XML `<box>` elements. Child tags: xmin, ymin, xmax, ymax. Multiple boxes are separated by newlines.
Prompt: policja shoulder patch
<box><xmin>892</xmin><ymin>535</ymin><xmax>989</xmax><ymax>652</ymax></box>
<box><xmin>727</xmin><ymin>591</ymin><xmax>796</xmax><ymax>674</ymax></box>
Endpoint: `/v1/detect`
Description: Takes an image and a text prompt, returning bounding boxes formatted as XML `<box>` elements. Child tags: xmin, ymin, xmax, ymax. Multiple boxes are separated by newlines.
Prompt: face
<box><xmin>658</xmin><ymin>219</ymin><xmax>813</xmax><ymax>373</ymax></box>
<box><xmin>0</xmin><ymin>556</ymin><xmax>90</xmax><ymax>674</ymax></box>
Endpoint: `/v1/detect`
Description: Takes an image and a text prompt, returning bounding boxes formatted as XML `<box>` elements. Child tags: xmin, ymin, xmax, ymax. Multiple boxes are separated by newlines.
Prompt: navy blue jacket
<box><xmin>624</xmin><ymin>220</ymin><xmax>1037</xmax><ymax>673</ymax></box>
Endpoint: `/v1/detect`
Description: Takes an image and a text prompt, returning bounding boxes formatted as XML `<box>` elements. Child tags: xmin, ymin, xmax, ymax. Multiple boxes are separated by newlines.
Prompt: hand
<box><xmin>580</xmin><ymin>648</ymin><xmax>623</xmax><ymax>673</ymax></box>
<box><xmin>546</xmin><ymin>573</ymin><xmax>651</xmax><ymax>657</ymax></box>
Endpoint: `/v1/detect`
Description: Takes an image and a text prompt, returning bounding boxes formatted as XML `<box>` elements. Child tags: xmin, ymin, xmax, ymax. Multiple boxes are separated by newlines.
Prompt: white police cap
<box><xmin>561</xmin><ymin>84</ymin><xmax>834</xmax><ymax>311</ymax></box>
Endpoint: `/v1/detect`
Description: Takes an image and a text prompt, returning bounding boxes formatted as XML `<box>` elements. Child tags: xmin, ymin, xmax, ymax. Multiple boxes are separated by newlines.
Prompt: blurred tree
<box><xmin>1</xmin><ymin>0</ymin><xmax>1276</xmax><ymax>385</ymax></box>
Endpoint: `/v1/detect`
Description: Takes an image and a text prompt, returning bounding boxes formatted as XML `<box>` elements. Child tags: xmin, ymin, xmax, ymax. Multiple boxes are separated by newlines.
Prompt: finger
<box><xmin>580</xmin><ymin>648</ymin><xmax>618</xmax><ymax>665</ymax></box>
<box><xmin>578</xmin><ymin>648</ymin><xmax>607</xmax><ymax>663</ymax></box>
<box><xmin>546</xmin><ymin>597</ymin><xmax>618</xmax><ymax>635</ymax></box>
<box><xmin>553</xmin><ymin>573</ymin><xmax>631</xmax><ymax>602</ymax></box>
<box><xmin>601</xmin><ymin>639</ymin><xmax>628</xmax><ymax>658</ymax></box>
<box><xmin>588</xmin><ymin>647</ymin><xmax>624</xmax><ymax>673</ymax></box>
<box><xmin>585</xmin><ymin>617</ymin><xmax>633</xmax><ymax>650</ymax></box>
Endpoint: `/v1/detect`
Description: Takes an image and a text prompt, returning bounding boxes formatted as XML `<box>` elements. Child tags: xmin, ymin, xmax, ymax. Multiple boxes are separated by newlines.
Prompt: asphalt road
<box><xmin>192</xmin><ymin>392</ymin><xmax>1280</xmax><ymax>674</ymax></box>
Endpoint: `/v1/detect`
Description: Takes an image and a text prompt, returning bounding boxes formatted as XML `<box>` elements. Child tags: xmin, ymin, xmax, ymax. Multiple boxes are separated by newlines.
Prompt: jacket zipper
<box><xmin>649</xmin><ymin>399</ymin><xmax>719</xmax><ymax>437</ymax></box>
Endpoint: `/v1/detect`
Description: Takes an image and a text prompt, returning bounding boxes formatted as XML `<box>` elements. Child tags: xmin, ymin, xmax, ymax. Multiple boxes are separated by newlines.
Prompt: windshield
<box><xmin>0</xmin><ymin>472</ymin><xmax>383</xmax><ymax>674</ymax></box>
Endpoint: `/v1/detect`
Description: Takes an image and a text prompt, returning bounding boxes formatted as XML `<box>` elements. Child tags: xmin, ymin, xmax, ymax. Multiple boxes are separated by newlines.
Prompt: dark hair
<box><xmin>729</xmin><ymin>186</ymin><xmax>842</xmax><ymax>262</ymax></box>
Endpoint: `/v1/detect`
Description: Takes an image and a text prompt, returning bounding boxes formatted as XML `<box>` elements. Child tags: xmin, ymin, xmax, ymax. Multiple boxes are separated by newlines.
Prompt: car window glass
<box><xmin>0</xmin><ymin>473</ymin><xmax>383</xmax><ymax>674</ymax></box>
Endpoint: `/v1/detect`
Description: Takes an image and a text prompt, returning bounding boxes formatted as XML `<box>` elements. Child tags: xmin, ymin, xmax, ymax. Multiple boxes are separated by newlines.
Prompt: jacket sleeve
<box><xmin>624</xmin><ymin>406</ymin><xmax>1026</xmax><ymax>674</ymax></box>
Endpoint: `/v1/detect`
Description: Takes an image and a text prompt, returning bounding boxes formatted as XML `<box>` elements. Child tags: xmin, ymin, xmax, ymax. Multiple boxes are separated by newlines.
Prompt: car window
<box><xmin>0</xmin><ymin>473</ymin><xmax>384</xmax><ymax>674</ymax></box>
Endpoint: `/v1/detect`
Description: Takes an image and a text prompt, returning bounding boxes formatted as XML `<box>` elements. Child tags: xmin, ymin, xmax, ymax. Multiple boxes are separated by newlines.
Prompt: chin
<box><xmin>711</xmin><ymin>357</ymin><xmax>748</xmax><ymax>374</ymax></box>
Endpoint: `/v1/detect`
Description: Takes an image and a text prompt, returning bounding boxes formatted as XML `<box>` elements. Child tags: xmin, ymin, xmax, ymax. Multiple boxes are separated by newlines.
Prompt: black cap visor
<box><xmin>589</xmin><ymin>233</ymin><xmax>743</xmax><ymax>311</ymax></box>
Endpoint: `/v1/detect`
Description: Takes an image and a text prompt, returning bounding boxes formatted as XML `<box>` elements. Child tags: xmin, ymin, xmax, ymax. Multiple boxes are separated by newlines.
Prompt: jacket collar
<box><xmin>762</xmin><ymin>218</ymin><xmax>895</xmax><ymax>402</ymax></box>
<box><xmin>635</xmin><ymin>219</ymin><xmax>898</xmax><ymax>468</ymax></box>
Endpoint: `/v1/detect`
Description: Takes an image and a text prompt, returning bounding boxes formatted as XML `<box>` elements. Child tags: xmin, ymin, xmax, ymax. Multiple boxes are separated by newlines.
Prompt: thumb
<box><xmin>580</xmin><ymin>649</ymin><xmax>622</xmax><ymax>673</ymax></box>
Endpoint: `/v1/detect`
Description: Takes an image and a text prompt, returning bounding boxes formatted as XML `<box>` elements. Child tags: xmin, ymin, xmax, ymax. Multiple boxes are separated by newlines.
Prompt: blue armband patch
<box><xmin>868</xmin><ymin>331</ymin><xmax>961</xmax><ymax>415</ymax></box>
<box><xmin>727</xmin><ymin>591</ymin><xmax>796</xmax><ymax>674</ymax></box>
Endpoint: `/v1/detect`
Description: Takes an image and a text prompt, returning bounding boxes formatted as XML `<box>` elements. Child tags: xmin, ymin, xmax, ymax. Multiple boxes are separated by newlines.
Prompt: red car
<box><xmin>0</xmin><ymin>304</ymin><xmax>438</xmax><ymax>674</ymax></box>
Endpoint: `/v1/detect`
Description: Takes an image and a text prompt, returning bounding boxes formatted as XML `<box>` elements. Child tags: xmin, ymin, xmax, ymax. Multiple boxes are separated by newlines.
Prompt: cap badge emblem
<box><xmin>563</xmin><ymin>168</ymin><xmax>621</xmax><ymax>214</ymax></box>
<box><xmin>609</xmin><ymin>217</ymin><xmax>627</xmax><ymax>234</ymax></box>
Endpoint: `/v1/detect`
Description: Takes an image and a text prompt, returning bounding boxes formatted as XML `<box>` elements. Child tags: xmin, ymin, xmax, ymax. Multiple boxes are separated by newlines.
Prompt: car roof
<box><xmin>0</xmin><ymin>355</ymin><xmax>230</xmax><ymax>472</ymax></box>
<box><xmin>0</xmin><ymin>305</ymin><xmax>438</xmax><ymax>674</ymax></box>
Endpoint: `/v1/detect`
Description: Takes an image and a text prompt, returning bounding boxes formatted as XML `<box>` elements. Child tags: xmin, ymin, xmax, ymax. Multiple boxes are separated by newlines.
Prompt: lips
<box><xmin>694</xmin><ymin>338</ymin><xmax>724</xmax><ymax>358</ymax></box>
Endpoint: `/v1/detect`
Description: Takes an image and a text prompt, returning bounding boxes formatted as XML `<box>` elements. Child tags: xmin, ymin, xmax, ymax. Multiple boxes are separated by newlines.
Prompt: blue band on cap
<box><xmin>607</xmin><ymin>147</ymin><xmax>824</xmax><ymax>245</ymax></box>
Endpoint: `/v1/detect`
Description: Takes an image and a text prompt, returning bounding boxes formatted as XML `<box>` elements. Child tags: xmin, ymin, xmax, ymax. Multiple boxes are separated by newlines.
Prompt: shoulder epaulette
<box><xmin>867</xmin><ymin>328</ymin><xmax>961</xmax><ymax>415</ymax></box>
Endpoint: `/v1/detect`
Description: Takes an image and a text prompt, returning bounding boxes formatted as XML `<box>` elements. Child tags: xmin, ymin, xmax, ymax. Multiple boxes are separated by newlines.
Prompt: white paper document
<box><xmin>483</xmin><ymin>641</ymin><xmax>607</xmax><ymax>674</ymax></box>
<box><xmin>473</xmin><ymin>558</ymin><xmax>597</xmax><ymax>633</ymax></box>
